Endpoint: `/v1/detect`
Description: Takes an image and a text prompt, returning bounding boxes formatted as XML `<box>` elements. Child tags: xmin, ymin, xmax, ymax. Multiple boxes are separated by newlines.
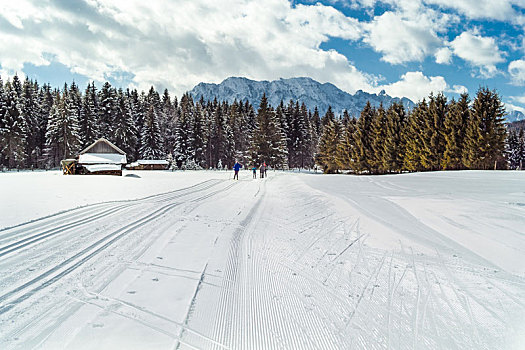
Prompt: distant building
<box><xmin>127</xmin><ymin>159</ymin><xmax>169</xmax><ymax>170</ymax></box>
<box><xmin>74</xmin><ymin>138</ymin><xmax>127</xmax><ymax>175</ymax></box>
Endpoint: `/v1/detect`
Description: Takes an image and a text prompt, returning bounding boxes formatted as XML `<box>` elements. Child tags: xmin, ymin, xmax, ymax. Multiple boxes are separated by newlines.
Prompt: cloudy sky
<box><xmin>1</xmin><ymin>0</ymin><xmax>525</xmax><ymax>110</ymax></box>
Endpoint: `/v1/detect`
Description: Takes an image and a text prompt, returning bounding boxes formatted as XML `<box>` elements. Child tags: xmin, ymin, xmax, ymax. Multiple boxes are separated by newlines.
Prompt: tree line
<box><xmin>0</xmin><ymin>75</ymin><xmax>317</xmax><ymax>170</ymax></box>
<box><xmin>0</xmin><ymin>74</ymin><xmax>521</xmax><ymax>173</ymax></box>
<box><xmin>316</xmin><ymin>88</ymin><xmax>518</xmax><ymax>173</ymax></box>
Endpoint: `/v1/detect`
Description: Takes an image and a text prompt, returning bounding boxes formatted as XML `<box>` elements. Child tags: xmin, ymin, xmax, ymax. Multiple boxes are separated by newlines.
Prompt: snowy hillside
<box><xmin>0</xmin><ymin>170</ymin><xmax>523</xmax><ymax>349</ymax></box>
<box><xmin>189</xmin><ymin>77</ymin><xmax>414</xmax><ymax>116</ymax></box>
<box><xmin>507</xmin><ymin>110</ymin><xmax>525</xmax><ymax>123</ymax></box>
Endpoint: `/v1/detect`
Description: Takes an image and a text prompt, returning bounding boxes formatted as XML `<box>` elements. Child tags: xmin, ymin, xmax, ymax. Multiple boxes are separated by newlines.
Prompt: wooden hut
<box><xmin>126</xmin><ymin>159</ymin><xmax>169</xmax><ymax>170</ymax></box>
<box><xmin>76</xmin><ymin>138</ymin><xmax>127</xmax><ymax>176</ymax></box>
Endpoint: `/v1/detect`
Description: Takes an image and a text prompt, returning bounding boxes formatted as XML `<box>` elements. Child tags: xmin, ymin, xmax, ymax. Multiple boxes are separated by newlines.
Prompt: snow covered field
<box><xmin>0</xmin><ymin>170</ymin><xmax>524</xmax><ymax>349</ymax></box>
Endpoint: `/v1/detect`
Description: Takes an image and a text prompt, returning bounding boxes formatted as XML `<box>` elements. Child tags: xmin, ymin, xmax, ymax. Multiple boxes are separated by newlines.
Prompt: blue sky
<box><xmin>1</xmin><ymin>0</ymin><xmax>525</xmax><ymax>112</ymax></box>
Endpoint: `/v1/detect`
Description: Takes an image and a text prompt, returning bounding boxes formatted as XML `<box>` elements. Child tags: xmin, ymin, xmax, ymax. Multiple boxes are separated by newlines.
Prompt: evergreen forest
<box><xmin>0</xmin><ymin>74</ymin><xmax>523</xmax><ymax>173</ymax></box>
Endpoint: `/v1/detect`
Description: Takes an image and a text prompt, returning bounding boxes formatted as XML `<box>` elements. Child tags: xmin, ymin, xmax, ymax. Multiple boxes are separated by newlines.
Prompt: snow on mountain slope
<box><xmin>0</xmin><ymin>170</ymin><xmax>523</xmax><ymax>349</ymax></box>
<box><xmin>189</xmin><ymin>76</ymin><xmax>522</xmax><ymax>122</ymax></box>
<box><xmin>189</xmin><ymin>77</ymin><xmax>414</xmax><ymax>116</ymax></box>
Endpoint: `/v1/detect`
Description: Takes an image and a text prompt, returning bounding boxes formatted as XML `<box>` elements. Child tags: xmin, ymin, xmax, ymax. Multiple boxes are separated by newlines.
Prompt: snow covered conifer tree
<box><xmin>114</xmin><ymin>88</ymin><xmax>138</xmax><ymax>159</ymax></box>
<box><xmin>192</xmin><ymin>102</ymin><xmax>207</xmax><ymax>167</ymax></box>
<box><xmin>80</xmin><ymin>82</ymin><xmax>100</xmax><ymax>148</ymax></box>
<box><xmin>250</xmin><ymin>94</ymin><xmax>287</xmax><ymax>168</ymax></box>
<box><xmin>0</xmin><ymin>76</ymin><xmax>7</xmax><ymax>167</ymax></box>
<box><xmin>45</xmin><ymin>86</ymin><xmax>81</xmax><ymax>166</ymax></box>
<box><xmin>22</xmin><ymin>78</ymin><xmax>39</xmax><ymax>168</ymax></box>
<box><xmin>174</xmin><ymin>93</ymin><xmax>195</xmax><ymax>167</ymax></box>
<box><xmin>140</xmin><ymin>105</ymin><xmax>164</xmax><ymax>160</ymax></box>
<box><xmin>98</xmin><ymin>82</ymin><xmax>117</xmax><ymax>140</ymax></box>
<box><xmin>0</xmin><ymin>81</ymin><xmax>27</xmax><ymax>168</ymax></box>
<box><xmin>506</xmin><ymin>128</ymin><xmax>525</xmax><ymax>169</ymax></box>
<box><xmin>34</xmin><ymin>84</ymin><xmax>53</xmax><ymax>168</ymax></box>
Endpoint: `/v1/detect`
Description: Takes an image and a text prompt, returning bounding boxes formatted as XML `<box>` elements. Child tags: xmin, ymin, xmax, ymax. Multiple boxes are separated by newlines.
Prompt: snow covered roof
<box><xmin>136</xmin><ymin>159</ymin><xmax>169</xmax><ymax>165</ymax></box>
<box><xmin>80</xmin><ymin>138</ymin><xmax>126</xmax><ymax>155</ymax></box>
<box><xmin>83</xmin><ymin>164</ymin><xmax>122</xmax><ymax>173</ymax></box>
<box><xmin>78</xmin><ymin>153</ymin><xmax>127</xmax><ymax>164</ymax></box>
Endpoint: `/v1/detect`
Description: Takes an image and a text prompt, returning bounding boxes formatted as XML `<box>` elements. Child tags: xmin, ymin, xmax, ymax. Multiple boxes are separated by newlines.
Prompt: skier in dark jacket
<box><xmin>252</xmin><ymin>166</ymin><xmax>257</xmax><ymax>179</ymax></box>
<box><xmin>260</xmin><ymin>163</ymin><xmax>265</xmax><ymax>179</ymax></box>
<box><xmin>233</xmin><ymin>161</ymin><xmax>242</xmax><ymax>180</ymax></box>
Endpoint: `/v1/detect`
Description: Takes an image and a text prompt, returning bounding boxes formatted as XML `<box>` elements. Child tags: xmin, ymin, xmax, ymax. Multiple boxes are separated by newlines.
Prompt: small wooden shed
<box><xmin>127</xmin><ymin>159</ymin><xmax>169</xmax><ymax>170</ymax></box>
<box><xmin>76</xmin><ymin>138</ymin><xmax>127</xmax><ymax>176</ymax></box>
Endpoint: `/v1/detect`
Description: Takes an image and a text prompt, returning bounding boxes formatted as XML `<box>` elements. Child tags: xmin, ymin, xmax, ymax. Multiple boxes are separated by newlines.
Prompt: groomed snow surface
<box><xmin>0</xmin><ymin>170</ymin><xmax>524</xmax><ymax>349</ymax></box>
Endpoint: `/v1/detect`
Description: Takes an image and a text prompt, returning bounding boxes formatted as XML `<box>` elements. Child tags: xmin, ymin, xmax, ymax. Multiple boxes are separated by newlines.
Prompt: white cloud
<box><xmin>509</xmin><ymin>94</ymin><xmax>525</xmax><ymax>105</ymax></box>
<box><xmin>449</xmin><ymin>31</ymin><xmax>505</xmax><ymax>78</ymax></box>
<box><xmin>508</xmin><ymin>59</ymin><xmax>525</xmax><ymax>85</ymax></box>
<box><xmin>423</xmin><ymin>0</ymin><xmax>525</xmax><ymax>24</ymax></box>
<box><xmin>0</xmin><ymin>0</ymin><xmax>376</xmax><ymax>95</ymax></box>
<box><xmin>435</xmin><ymin>47</ymin><xmax>452</xmax><ymax>64</ymax></box>
<box><xmin>362</xmin><ymin>10</ymin><xmax>445</xmax><ymax>64</ymax></box>
<box><xmin>377</xmin><ymin>71</ymin><xmax>448</xmax><ymax>101</ymax></box>
<box><xmin>449</xmin><ymin>84</ymin><xmax>468</xmax><ymax>94</ymax></box>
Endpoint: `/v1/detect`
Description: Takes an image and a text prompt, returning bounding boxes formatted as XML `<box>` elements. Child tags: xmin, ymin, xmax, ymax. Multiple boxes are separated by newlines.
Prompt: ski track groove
<box><xmin>0</xmin><ymin>180</ymin><xmax>238</xmax><ymax>316</ymax></box>
<box><xmin>0</xmin><ymin>179</ymin><xmax>224</xmax><ymax>259</ymax></box>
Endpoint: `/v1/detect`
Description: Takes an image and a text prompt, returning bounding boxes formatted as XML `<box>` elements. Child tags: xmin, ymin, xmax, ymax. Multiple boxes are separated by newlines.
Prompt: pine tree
<box><xmin>98</xmin><ymin>82</ymin><xmax>117</xmax><ymax>140</ymax></box>
<box><xmin>336</xmin><ymin>115</ymin><xmax>356</xmax><ymax>171</ymax></box>
<box><xmin>404</xmin><ymin>100</ymin><xmax>428</xmax><ymax>172</ymax></box>
<box><xmin>80</xmin><ymin>82</ymin><xmax>100</xmax><ymax>148</ymax></box>
<box><xmin>316</xmin><ymin>113</ymin><xmax>342</xmax><ymax>173</ymax></box>
<box><xmin>463</xmin><ymin>88</ymin><xmax>507</xmax><ymax>169</ymax></box>
<box><xmin>22</xmin><ymin>78</ymin><xmax>38</xmax><ymax>167</ymax></box>
<box><xmin>34</xmin><ymin>84</ymin><xmax>53</xmax><ymax>167</ymax></box>
<box><xmin>45</xmin><ymin>86</ymin><xmax>81</xmax><ymax>166</ymax></box>
<box><xmin>0</xmin><ymin>76</ymin><xmax>7</xmax><ymax>167</ymax></box>
<box><xmin>506</xmin><ymin>129</ymin><xmax>523</xmax><ymax>169</ymax></box>
<box><xmin>140</xmin><ymin>105</ymin><xmax>164</xmax><ymax>159</ymax></box>
<box><xmin>421</xmin><ymin>93</ymin><xmax>447</xmax><ymax>171</ymax></box>
<box><xmin>192</xmin><ymin>102</ymin><xmax>207</xmax><ymax>167</ymax></box>
<box><xmin>370</xmin><ymin>104</ymin><xmax>387</xmax><ymax>174</ymax></box>
<box><xmin>174</xmin><ymin>93</ymin><xmax>195</xmax><ymax>167</ymax></box>
<box><xmin>382</xmin><ymin>102</ymin><xmax>407</xmax><ymax>173</ymax></box>
<box><xmin>113</xmin><ymin>88</ymin><xmax>137</xmax><ymax>158</ymax></box>
<box><xmin>0</xmin><ymin>81</ymin><xmax>27</xmax><ymax>168</ymax></box>
<box><xmin>129</xmin><ymin>89</ymin><xmax>144</xmax><ymax>160</ymax></box>
<box><xmin>250</xmin><ymin>94</ymin><xmax>287</xmax><ymax>168</ymax></box>
<box><xmin>442</xmin><ymin>93</ymin><xmax>469</xmax><ymax>170</ymax></box>
<box><xmin>160</xmin><ymin>89</ymin><xmax>177</xmax><ymax>156</ymax></box>
<box><xmin>229</xmin><ymin>100</ymin><xmax>249</xmax><ymax>164</ymax></box>
<box><xmin>351</xmin><ymin>102</ymin><xmax>375</xmax><ymax>174</ymax></box>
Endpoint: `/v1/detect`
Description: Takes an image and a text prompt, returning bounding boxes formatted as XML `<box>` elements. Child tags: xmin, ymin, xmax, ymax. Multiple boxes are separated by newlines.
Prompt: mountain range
<box><xmin>188</xmin><ymin>76</ymin><xmax>524</xmax><ymax>122</ymax></box>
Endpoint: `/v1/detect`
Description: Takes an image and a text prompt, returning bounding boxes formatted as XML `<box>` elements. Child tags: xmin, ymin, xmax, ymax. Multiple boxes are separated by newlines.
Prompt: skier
<box><xmin>252</xmin><ymin>165</ymin><xmax>257</xmax><ymax>179</ymax></box>
<box><xmin>233</xmin><ymin>161</ymin><xmax>242</xmax><ymax>180</ymax></box>
<box><xmin>264</xmin><ymin>162</ymin><xmax>267</xmax><ymax>177</ymax></box>
<box><xmin>260</xmin><ymin>163</ymin><xmax>265</xmax><ymax>179</ymax></box>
